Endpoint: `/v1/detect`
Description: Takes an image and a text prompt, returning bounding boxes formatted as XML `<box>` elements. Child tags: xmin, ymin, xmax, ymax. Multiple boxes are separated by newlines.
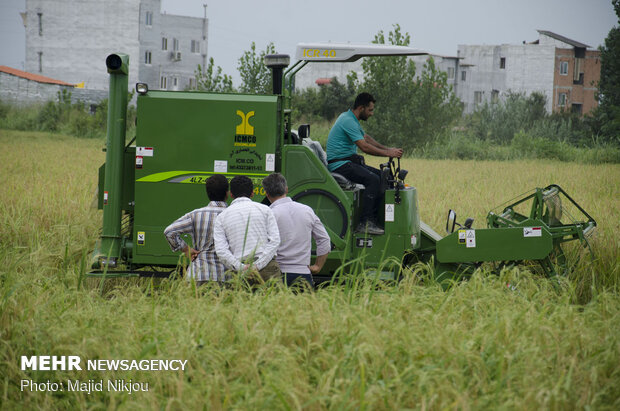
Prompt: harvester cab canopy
<box><xmin>294</xmin><ymin>42</ymin><xmax>428</xmax><ymax>62</ymax></box>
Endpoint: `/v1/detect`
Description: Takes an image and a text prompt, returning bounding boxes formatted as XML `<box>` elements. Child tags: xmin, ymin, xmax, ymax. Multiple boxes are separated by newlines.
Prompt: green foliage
<box><xmin>467</xmin><ymin>91</ymin><xmax>547</xmax><ymax>143</ymax></box>
<box><xmin>237</xmin><ymin>42</ymin><xmax>276</xmax><ymax>94</ymax></box>
<box><xmin>462</xmin><ymin>90</ymin><xmax>615</xmax><ymax>151</ymax></box>
<box><xmin>359</xmin><ymin>24</ymin><xmax>462</xmax><ymax>151</ymax></box>
<box><xmin>292</xmin><ymin>76</ymin><xmax>357</xmax><ymax>121</ymax></box>
<box><xmin>596</xmin><ymin>0</ymin><xmax>620</xmax><ymax>141</ymax></box>
<box><xmin>418</xmin><ymin>130</ymin><xmax>620</xmax><ymax>163</ymax></box>
<box><xmin>0</xmin><ymin>90</ymin><xmax>134</xmax><ymax>139</ymax></box>
<box><xmin>194</xmin><ymin>57</ymin><xmax>234</xmax><ymax>93</ymax></box>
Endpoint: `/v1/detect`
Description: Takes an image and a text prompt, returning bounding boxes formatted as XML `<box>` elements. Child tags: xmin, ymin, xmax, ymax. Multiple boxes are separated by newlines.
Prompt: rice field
<box><xmin>1</xmin><ymin>129</ymin><xmax>619</xmax><ymax>409</ymax></box>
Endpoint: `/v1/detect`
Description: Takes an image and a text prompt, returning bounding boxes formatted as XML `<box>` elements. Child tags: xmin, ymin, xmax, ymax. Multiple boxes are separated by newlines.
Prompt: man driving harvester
<box><xmin>326</xmin><ymin>92</ymin><xmax>403</xmax><ymax>235</ymax></box>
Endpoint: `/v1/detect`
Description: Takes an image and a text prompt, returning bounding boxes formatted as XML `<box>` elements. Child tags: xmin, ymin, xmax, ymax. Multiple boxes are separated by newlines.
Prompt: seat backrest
<box><xmin>302</xmin><ymin>138</ymin><xmax>328</xmax><ymax>168</ymax></box>
<box><xmin>301</xmin><ymin>137</ymin><xmax>364</xmax><ymax>191</ymax></box>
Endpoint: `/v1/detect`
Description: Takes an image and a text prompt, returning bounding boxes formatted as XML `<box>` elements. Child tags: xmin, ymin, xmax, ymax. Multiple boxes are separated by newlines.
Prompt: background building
<box><xmin>456</xmin><ymin>30</ymin><xmax>600</xmax><ymax>115</ymax></box>
<box><xmin>23</xmin><ymin>0</ymin><xmax>207</xmax><ymax>91</ymax></box>
<box><xmin>293</xmin><ymin>31</ymin><xmax>600</xmax><ymax>117</ymax></box>
<box><xmin>294</xmin><ymin>54</ymin><xmax>460</xmax><ymax>92</ymax></box>
<box><xmin>0</xmin><ymin>65</ymin><xmax>73</xmax><ymax>105</ymax></box>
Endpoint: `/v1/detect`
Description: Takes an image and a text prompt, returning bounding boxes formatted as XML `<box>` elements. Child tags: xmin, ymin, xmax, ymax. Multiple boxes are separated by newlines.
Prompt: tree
<box><xmin>596</xmin><ymin>0</ymin><xmax>620</xmax><ymax>142</ymax></box>
<box><xmin>237</xmin><ymin>42</ymin><xmax>276</xmax><ymax>94</ymax></box>
<box><xmin>194</xmin><ymin>57</ymin><xmax>234</xmax><ymax>93</ymax></box>
<box><xmin>292</xmin><ymin>76</ymin><xmax>357</xmax><ymax>121</ymax></box>
<box><xmin>360</xmin><ymin>24</ymin><xmax>462</xmax><ymax>151</ymax></box>
<box><xmin>317</xmin><ymin>76</ymin><xmax>357</xmax><ymax>120</ymax></box>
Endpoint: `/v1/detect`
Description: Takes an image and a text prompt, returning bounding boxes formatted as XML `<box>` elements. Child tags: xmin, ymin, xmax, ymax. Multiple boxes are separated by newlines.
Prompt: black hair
<box><xmin>353</xmin><ymin>92</ymin><xmax>376</xmax><ymax>109</ymax></box>
<box><xmin>262</xmin><ymin>173</ymin><xmax>287</xmax><ymax>197</ymax></box>
<box><xmin>229</xmin><ymin>175</ymin><xmax>254</xmax><ymax>198</ymax></box>
<box><xmin>205</xmin><ymin>174</ymin><xmax>229</xmax><ymax>202</ymax></box>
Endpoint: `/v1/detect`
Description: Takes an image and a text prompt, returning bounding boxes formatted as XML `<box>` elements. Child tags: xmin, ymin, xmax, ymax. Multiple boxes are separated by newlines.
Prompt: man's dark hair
<box><xmin>229</xmin><ymin>175</ymin><xmax>254</xmax><ymax>198</ymax></box>
<box><xmin>262</xmin><ymin>173</ymin><xmax>287</xmax><ymax>198</ymax></box>
<box><xmin>353</xmin><ymin>92</ymin><xmax>376</xmax><ymax>109</ymax></box>
<box><xmin>205</xmin><ymin>174</ymin><xmax>229</xmax><ymax>201</ymax></box>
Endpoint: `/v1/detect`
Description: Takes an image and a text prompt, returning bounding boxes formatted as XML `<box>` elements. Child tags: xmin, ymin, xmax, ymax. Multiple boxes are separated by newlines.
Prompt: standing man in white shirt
<box><xmin>213</xmin><ymin>175</ymin><xmax>281</xmax><ymax>282</ymax></box>
<box><xmin>164</xmin><ymin>174</ymin><xmax>229</xmax><ymax>285</ymax></box>
<box><xmin>262</xmin><ymin>173</ymin><xmax>331</xmax><ymax>288</ymax></box>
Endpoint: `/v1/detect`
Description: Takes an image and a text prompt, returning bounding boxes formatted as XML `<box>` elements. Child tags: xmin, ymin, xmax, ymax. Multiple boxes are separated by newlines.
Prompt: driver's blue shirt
<box><xmin>326</xmin><ymin>110</ymin><xmax>365</xmax><ymax>172</ymax></box>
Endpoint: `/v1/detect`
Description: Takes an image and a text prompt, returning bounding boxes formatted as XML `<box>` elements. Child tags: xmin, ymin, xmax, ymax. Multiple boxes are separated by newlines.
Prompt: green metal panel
<box><xmin>436</xmin><ymin>226</ymin><xmax>553</xmax><ymax>263</ymax></box>
<box><xmin>283</xmin><ymin>145</ymin><xmax>353</xmax><ymax>246</ymax></box>
<box><xmin>131</xmin><ymin>91</ymin><xmax>278</xmax><ymax>265</ymax></box>
<box><xmin>346</xmin><ymin>188</ymin><xmax>420</xmax><ymax>272</ymax></box>
<box><xmin>382</xmin><ymin>188</ymin><xmax>420</xmax><ymax>249</ymax></box>
<box><xmin>97</xmin><ymin>147</ymin><xmax>135</xmax><ymax>212</ymax></box>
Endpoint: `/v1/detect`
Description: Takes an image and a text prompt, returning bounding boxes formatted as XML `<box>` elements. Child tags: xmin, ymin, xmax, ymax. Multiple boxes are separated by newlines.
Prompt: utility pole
<box><xmin>202</xmin><ymin>4</ymin><xmax>208</xmax><ymax>70</ymax></box>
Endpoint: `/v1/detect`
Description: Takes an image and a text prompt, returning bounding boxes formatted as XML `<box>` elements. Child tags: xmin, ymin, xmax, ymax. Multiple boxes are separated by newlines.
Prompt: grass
<box><xmin>1</xmin><ymin>129</ymin><xmax>619</xmax><ymax>409</ymax></box>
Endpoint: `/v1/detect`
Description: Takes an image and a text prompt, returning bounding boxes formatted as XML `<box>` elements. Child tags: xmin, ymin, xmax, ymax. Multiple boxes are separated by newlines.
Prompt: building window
<box><xmin>447</xmin><ymin>67</ymin><xmax>455</xmax><ymax>79</ymax></box>
<box><xmin>491</xmin><ymin>89</ymin><xmax>499</xmax><ymax>103</ymax></box>
<box><xmin>144</xmin><ymin>51</ymin><xmax>152</xmax><ymax>65</ymax></box>
<box><xmin>560</xmin><ymin>61</ymin><xmax>568</xmax><ymax>75</ymax></box>
<box><xmin>191</xmin><ymin>40</ymin><xmax>200</xmax><ymax>54</ymax></box>
<box><xmin>500</xmin><ymin>57</ymin><xmax>506</xmax><ymax>69</ymax></box>
<box><xmin>571</xmin><ymin>103</ymin><xmax>582</xmax><ymax>115</ymax></box>
<box><xmin>38</xmin><ymin>51</ymin><xmax>43</xmax><ymax>72</ymax></box>
<box><xmin>37</xmin><ymin>13</ymin><xmax>43</xmax><ymax>36</ymax></box>
<box><xmin>160</xmin><ymin>76</ymin><xmax>167</xmax><ymax>89</ymax></box>
<box><xmin>162</xmin><ymin>37</ymin><xmax>168</xmax><ymax>51</ymax></box>
<box><xmin>474</xmin><ymin>91</ymin><xmax>483</xmax><ymax>105</ymax></box>
<box><xmin>558</xmin><ymin>92</ymin><xmax>567</xmax><ymax>107</ymax></box>
<box><xmin>189</xmin><ymin>77</ymin><xmax>195</xmax><ymax>89</ymax></box>
<box><xmin>461</xmin><ymin>70</ymin><xmax>466</xmax><ymax>81</ymax></box>
<box><xmin>173</xmin><ymin>38</ymin><xmax>179</xmax><ymax>51</ymax></box>
<box><xmin>145</xmin><ymin>11</ymin><xmax>153</xmax><ymax>26</ymax></box>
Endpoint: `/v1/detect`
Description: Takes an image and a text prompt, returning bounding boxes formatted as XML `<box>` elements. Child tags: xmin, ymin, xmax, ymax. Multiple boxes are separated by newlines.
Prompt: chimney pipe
<box><xmin>264</xmin><ymin>54</ymin><xmax>290</xmax><ymax>95</ymax></box>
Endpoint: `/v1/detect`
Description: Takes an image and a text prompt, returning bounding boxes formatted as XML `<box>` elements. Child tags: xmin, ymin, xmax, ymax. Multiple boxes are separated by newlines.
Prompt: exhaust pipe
<box><xmin>264</xmin><ymin>54</ymin><xmax>290</xmax><ymax>95</ymax></box>
<box><xmin>97</xmin><ymin>53</ymin><xmax>129</xmax><ymax>268</ymax></box>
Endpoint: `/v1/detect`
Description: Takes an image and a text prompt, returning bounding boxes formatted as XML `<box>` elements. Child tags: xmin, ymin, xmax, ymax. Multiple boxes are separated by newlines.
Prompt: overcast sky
<box><xmin>0</xmin><ymin>0</ymin><xmax>616</xmax><ymax>85</ymax></box>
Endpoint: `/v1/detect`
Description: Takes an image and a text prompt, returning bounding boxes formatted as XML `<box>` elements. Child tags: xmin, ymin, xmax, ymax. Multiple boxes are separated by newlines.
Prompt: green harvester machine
<box><xmin>89</xmin><ymin>44</ymin><xmax>596</xmax><ymax>283</ymax></box>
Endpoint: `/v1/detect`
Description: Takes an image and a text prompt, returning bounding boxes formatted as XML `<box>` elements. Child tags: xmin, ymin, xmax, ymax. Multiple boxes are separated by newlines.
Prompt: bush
<box><xmin>0</xmin><ymin>91</ymin><xmax>134</xmax><ymax>140</ymax></box>
<box><xmin>416</xmin><ymin>130</ymin><xmax>620</xmax><ymax>163</ymax></box>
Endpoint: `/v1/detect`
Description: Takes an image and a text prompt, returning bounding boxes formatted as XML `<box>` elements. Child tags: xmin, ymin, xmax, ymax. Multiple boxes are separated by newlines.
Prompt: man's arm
<box><xmin>213</xmin><ymin>217</ymin><xmax>243</xmax><ymax>271</ymax></box>
<box><xmin>164</xmin><ymin>214</ymin><xmax>193</xmax><ymax>252</ymax></box>
<box><xmin>253</xmin><ymin>208</ymin><xmax>281</xmax><ymax>271</ymax></box>
<box><xmin>355</xmin><ymin>138</ymin><xmax>403</xmax><ymax>158</ymax></box>
<box><xmin>308</xmin><ymin>212</ymin><xmax>331</xmax><ymax>274</ymax></box>
<box><xmin>364</xmin><ymin>134</ymin><xmax>388</xmax><ymax>150</ymax></box>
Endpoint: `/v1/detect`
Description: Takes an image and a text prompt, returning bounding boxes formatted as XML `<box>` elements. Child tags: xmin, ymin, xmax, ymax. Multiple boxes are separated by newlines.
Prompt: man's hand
<box><xmin>184</xmin><ymin>246</ymin><xmax>199</xmax><ymax>261</ymax></box>
<box><xmin>308</xmin><ymin>254</ymin><xmax>328</xmax><ymax>275</ymax></box>
<box><xmin>308</xmin><ymin>264</ymin><xmax>321</xmax><ymax>274</ymax></box>
<box><xmin>387</xmin><ymin>147</ymin><xmax>403</xmax><ymax>158</ymax></box>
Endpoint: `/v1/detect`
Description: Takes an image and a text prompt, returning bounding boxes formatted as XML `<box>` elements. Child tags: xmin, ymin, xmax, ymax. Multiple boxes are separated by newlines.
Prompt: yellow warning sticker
<box><xmin>458</xmin><ymin>230</ymin><xmax>466</xmax><ymax>244</ymax></box>
<box><xmin>137</xmin><ymin>231</ymin><xmax>145</xmax><ymax>246</ymax></box>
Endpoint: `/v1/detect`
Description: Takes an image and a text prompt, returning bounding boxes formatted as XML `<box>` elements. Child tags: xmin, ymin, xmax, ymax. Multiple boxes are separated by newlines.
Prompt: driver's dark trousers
<box><xmin>333</xmin><ymin>162</ymin><xmax>382</xmax><ymax>224</ymax></box>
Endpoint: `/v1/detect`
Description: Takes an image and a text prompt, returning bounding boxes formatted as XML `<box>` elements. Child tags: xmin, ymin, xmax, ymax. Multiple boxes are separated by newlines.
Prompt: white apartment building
<box><xmin>24</xmin><ymin>0</ymin><xmax>207</xmax><ymax>91</ymax></box>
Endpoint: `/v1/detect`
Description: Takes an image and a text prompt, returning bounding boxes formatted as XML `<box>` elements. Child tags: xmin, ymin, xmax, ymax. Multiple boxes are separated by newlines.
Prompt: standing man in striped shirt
<box><xmin>164</xmin><ymin>174</ymin><xmax>229</xmax><ymax>285</ymax></box>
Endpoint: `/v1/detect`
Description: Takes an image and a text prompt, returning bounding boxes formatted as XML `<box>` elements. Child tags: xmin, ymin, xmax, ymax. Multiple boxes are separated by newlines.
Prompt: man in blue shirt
<box><xmin>326</xmin><ymin>92</ymin><xmax>403</xmax><ymax>235</ymax></box>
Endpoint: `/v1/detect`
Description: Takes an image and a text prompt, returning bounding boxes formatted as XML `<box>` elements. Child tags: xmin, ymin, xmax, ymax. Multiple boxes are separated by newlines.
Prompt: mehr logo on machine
<box><xmin>234</xmin><ymin>110</ymin><xmax>257</xmax><ymax>147</ymax></box>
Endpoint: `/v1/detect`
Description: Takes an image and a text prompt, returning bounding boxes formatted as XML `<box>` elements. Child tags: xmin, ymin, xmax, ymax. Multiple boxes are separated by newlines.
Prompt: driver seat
<box><xmin>302</xmin><ymin>138</ymin><xmax>364</xmax><ymax>191</ymax></box>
